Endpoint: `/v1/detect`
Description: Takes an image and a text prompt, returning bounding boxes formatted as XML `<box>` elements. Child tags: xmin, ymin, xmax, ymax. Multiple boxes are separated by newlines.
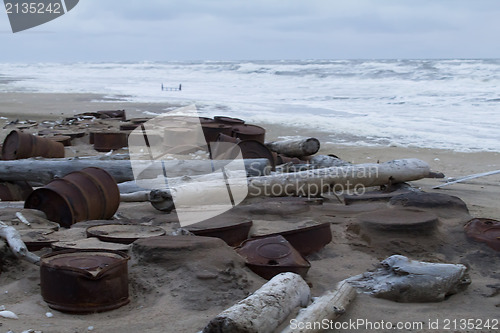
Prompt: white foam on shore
<box><xmin>1</xmin><ymin>60</ymin><xmax>500</xmax><ymax>152</ymax></box>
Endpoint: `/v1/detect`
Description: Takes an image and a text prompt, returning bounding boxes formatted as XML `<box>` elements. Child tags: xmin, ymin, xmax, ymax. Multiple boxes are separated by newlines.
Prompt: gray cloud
<box><xmin>1</xmin><ymin>0</ymin><xmax>499</xmax><ymax>61</ymax></box>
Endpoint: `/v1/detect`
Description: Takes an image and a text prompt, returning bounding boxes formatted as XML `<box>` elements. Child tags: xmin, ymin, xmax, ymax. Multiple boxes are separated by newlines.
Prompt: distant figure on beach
<box><xmin>179</xmin><ymin>84</ymin><xmax>182</xmax><ymax>91</ymax></box>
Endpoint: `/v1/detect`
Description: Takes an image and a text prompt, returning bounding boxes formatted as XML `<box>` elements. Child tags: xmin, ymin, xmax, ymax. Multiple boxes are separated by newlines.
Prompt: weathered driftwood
<box><xmin>0</xmin><ymin>158</ymin><xmax>270</xmax><ymax>185</ymax></box>
<box><xmin>15</xmin><ymin>212</ymin><xmax>31</xmax><ymax>226</ymax></box>
<box><xmin>0</xmin><ymin>221</ymin><xmax>40</xmax><ymax>265</ymax></box>
<box><xmin>122</xmin><ymin>159</ymin><xmax>431</xmax><ymax>213</ymax></box>
<box><xmin>347</xmin><ymin>255</ymin><xmax>470</xmax><ymax>302</ymax></box>
<box><xmin>308</xmin><ymin>155</ymin><xmax>351</xmax><ymax>168</ymax></box>
<box><xmin>266</xmin><ymin>137</ymin><xmax>320</xmax><ymax>157</ymax></box>
<box><xmin>247</xmin><ymin>158</ymin><xmax>430</xmax><ymax>197</ymax></box>
<box><xmin>203</xmin><ymin>272</ymin><xmax>310</xmax><ymax>333</ymax></box>
<box><xmin>281</xmin><ymin>280</ymin><xmax>357</xmax><ymax>333</ymax></box>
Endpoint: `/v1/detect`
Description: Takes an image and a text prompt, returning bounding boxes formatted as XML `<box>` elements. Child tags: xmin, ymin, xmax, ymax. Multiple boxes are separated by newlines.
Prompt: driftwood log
<box><xmin>0</xmin><ymin>158</ymin><xmax>270</xmax><ymax>185</ymax></box>
<box><xmin>266</xmin><ymin>137</ymin><xmax>320</xmax><ymax>157</ymax></box>
<box><xmin>117</xmin><ymin>158</ymin><xmax>431</xmax><ymax>212</ymax></box>
<box><xmin>347</xmin><ymin>255</ymin><xmax>470</xmax><ymax>302</ymax></box>
<box><xmin>281</xmin><ymin>280</ymin><xmax>357</xmax><ymax>333</ymax></box>
<box><xmin>203</xmin><ymin>272</ymin><xmax>310</xmax><ymax>333</ymax></box>
<box><xmin>0</xmin><ymin>221</ymin><xmax>40</xmax><ymax>265</ymax></box>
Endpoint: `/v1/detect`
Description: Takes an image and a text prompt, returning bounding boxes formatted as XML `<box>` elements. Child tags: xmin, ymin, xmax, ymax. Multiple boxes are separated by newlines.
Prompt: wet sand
<box><xmin>1</xmin><ymin>92</ymin><xmax>500</xmax><ymax>333</ymax></box>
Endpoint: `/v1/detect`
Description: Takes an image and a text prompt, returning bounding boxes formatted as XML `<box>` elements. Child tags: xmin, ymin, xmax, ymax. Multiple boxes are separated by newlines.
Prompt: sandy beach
<box><xmin>1</xmin><ymin>92</ymin><xmax>500</xmax><ymax>333</ymax></box>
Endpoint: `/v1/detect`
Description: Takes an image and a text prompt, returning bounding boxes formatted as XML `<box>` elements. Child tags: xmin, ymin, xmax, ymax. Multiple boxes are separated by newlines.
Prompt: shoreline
<box><xmin>1</xmin><ymin>91</ymin><xmax>500</xmax><ymax>332</ymax></box>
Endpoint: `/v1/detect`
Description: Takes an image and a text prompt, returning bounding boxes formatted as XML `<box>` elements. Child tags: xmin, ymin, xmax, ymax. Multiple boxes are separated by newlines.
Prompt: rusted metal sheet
<box><xmin>236</xmin><ymin>235</ymin><xmax>310</xmax><ymax>280</ymax></box>
<box><xmin>93</xmin><ymin>131</ymin><xmax>128</xmax><ymax>152</ymax></box>
<box><xmin>231</xmin><ymin>124</ymin><xmax>266</xmax><ymax>143</ymax></box>
<box><xmin>464</xmin><ymin>218</ymin><xmax>500</xmax><ymax>251</ymax></box>
<box><xmin>40</xmin><ymin>250</ymin><xmax>130</xmax><ymax>313</ymax></box>
<box><xmin>24</xmin><ymin>167</ymin><xmax>120</xmax><ymax>228</ymax></box>
<box><xmin>251</xmin><ymin>222</ymin><xmax>332</xmax><ymax>256</ymax></box>
<box><xmin>1</xmin><ymin>130</ymin><xmax>65</xmax><ymax>160</ymax></box>
<box><xmin>186</xmin><ymin>219</ymin><xmax>252</xmax><ymax>247</ymax></box>
<box><xmin>86</xmin><ymin>224</ymin><xmax>166</xmax><ymax>244</ymax></box>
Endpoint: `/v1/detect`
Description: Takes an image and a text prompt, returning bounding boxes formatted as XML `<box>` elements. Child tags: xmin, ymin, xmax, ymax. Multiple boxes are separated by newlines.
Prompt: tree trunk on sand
<box><xmin>118</xmin><ymin>159</ymin><xmax>431</xmax><ymax>211</ymax></box>
<box><xmin>281</xmin><ymin>280</ymin><xmax>357</xmax><ymax>333</ymax></box>
<box><xmin>266</xmin><ymin>137</ymin><xmax>320</xmax><ymax>158</ymax></box>
<box><xmin>0</xmin><ymin>221</ymin><xmax>40</xmax><ymax>265</ymax></box>
<box><xmin>0</xmin><ymin>158</ymin><xmax>270</xmax><ymax>185</ymax></box>
<box><xmin>203</xmin><ymin>272</ymin><xmax>310</xmax><ymax>333</ymax></box>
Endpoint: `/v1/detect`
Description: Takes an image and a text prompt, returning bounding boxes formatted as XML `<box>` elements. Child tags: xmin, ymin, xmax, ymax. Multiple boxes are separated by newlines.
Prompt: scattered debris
<box><xmin>0</xmin><ymin>310</ymin><xmax>19</xmax><ymax>319</ymax></box>
<box><xmin>347</xmin><ymin>255</ymin><xmax>470</xmax><ymax>302</ymax></box>
<box><xmin>464</xmin><ymin>218</ymin><xmax>500</xmax><ymax>251</ymax></box>
<box><xmin>203</xmin><ymin>272</ymin><xmax>310</xmax><ymax>333</ymax></box>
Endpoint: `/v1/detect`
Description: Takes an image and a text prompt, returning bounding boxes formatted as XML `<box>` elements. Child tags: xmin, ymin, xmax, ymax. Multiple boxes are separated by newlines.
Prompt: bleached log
<box><xmin>266</xmin><ymin>137</ymin><xmax>320</xmax><ymax>157</ymax></box>
<box><xmin>0</xmin><ymin>158</ymin><xmax>270</xmax><ymax>185</ymax></box>
<box><xmin>119</xmin><ymin>191</ymin><xmax>151</xmax><ymax>202</ymax></box>
<box><xmin>281</xmin><ymin>280</ymin><xmax>357</xmax><ymax>333</ymax></box>
<box><xmin>128</xmin><ymin>159</ymin><xmax>431</xmax><ymax>211</ymax></box>
<box><xmin>0</xmin><ymin>221</ymin><xmax>40</xmax><ymax>265</ymax></box>
<box><xmin>203</xmin><ymin>272</ymin><xmax>310</xmax><ymax>333</ymax></box>
<box><xmin>246</xmin><ymin>158</ymin><xmax>430</xmax><ymax>197</ymax></box>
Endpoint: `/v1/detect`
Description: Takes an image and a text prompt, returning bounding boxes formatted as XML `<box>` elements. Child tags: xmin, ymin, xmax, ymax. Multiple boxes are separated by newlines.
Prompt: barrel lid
<box><xmin>86</xmin><ymin>224</ymin><xmax>166</xmax><ymax>244</ymax></box>
<box><xmin>214</xmin><ymin>116</ymin><xmax>245</xmax><ymax>124</ymax></box>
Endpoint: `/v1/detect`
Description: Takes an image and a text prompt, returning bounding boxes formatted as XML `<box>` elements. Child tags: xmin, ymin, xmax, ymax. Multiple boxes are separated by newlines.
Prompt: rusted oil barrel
<box><xmin>25</xmin><ymin>167</ymin><xmax>120</xmax><ymax>228</ymax></box>
<box><xmin>236</xmin><ymin>235</ymin><xmax>310</xmax><ymax>280</ymax></box>
<box><xmin>237</xmin><ymin>140</ymin><xmax>276</xmax><ymax>171</ymax></box>
<box><xmin>202</xmin><ymin>123</ymin><xmax>233</xmax><ymax>143</ymax></box>
<box><xmin>93</xmin><ymin>131</ymin><xmax>128</xmax><ymax>152</ymax></box>
<box><xmin>216</xmin><ymin>133</ymin><xmax>240</xmax><ymax>144</ymax></box>
<box><xmin>0</xmin><ymin>181</ymin><xmax>33</xmax><ymax>201</ymax></box>
<box><xmin>199</xmin><ymin>116</ymin><xmax>216</xmax><ymax>124</ymax></box>
<box><xmin>40</xmin><ymin>249</ymin><xmax>129</xmax><ymax>313</ymax></box>
<box><xmin>231</xmin><ymin>124</ymin><xmax>266</xmax><ymax>143</ymax></box>
<box><xmin>1</xmin><ymin>130</ymin><xmax>65</xmax><ymax>160</ymax></box>
<box><xmin>214</xmin><ymin>116</ymin><xmax>245</xmax><ymax>125</ymax></box>
<box><xmin>47</xmin><ymin>135</ymin><xmax>72</xmax><ymax>146</ymax></box>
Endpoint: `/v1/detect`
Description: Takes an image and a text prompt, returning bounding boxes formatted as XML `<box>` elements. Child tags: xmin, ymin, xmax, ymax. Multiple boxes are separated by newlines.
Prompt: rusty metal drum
<box><xmin>236</xmin><ymin>235</ymin><xmax>311</xmax><ymax>280</ymax></box>
<box><xmin>0</xmin><ymin>181</ymin><xmax>33</xmax><ymax>201</ymax></box>
<box><xmin>92</xmin><ymin>131</ymin><xmax>128</xmax><ymax>152</ymax></box>
<box><xmin>231</xmin><ymin>124</ymin><xmax>266</xmax><ymax>143</ymax></box>
<box><xmin>214</xmin><ymin>116</ymin><xmax>245</xmax><ymax>125</ymax></box>
<box><xmin>40</xmin><ymin>249</ymin><xmax>130</xmax><ymax>313</ymax></box>
<box><xmin>24</xmin><ymin>167</ymin><xmax>120</xmax><ymax>228</ymax></box>
<box><xmin>201</xmin><ymin>123</ymin><xmax>233</xmax><ymax>143</ymax></box>
<box><xmin>1</xmin><ymin>130</ymin><xmax>65</xmax><ymax>160</ymax></box>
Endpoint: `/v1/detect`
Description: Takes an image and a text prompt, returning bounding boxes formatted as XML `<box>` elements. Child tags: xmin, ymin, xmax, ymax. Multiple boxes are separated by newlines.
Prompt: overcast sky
<box><xmin>1</xmin><ymin>0</ymin><xmax>499</xmax><ymax>62</ymax></box>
